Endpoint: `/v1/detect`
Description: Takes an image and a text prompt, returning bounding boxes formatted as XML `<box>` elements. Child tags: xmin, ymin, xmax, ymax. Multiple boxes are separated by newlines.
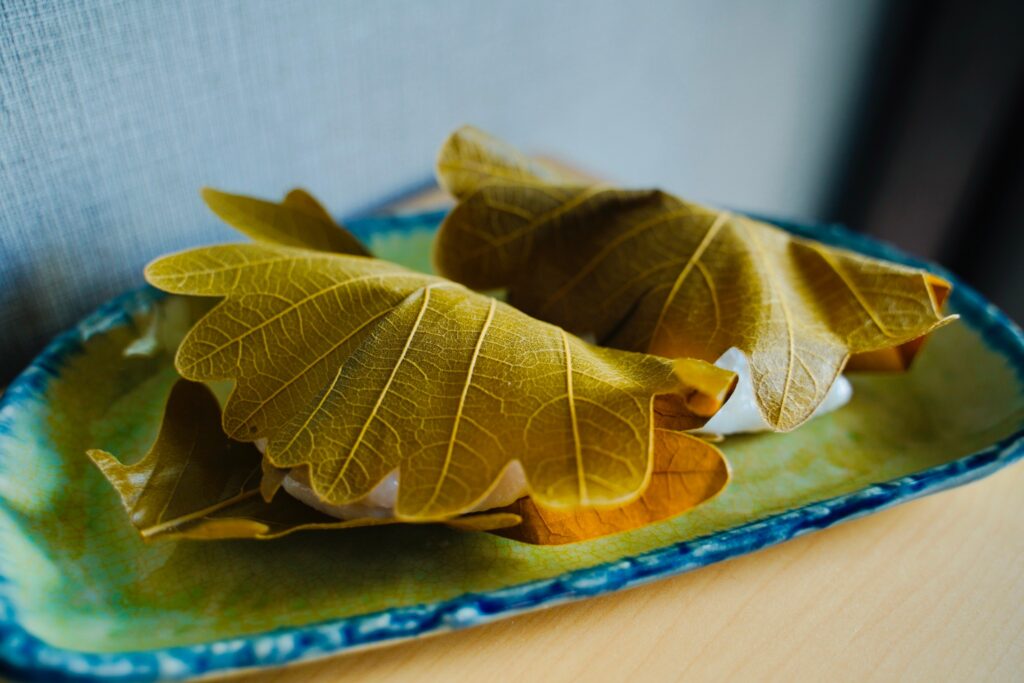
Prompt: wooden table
<box><xmin>224</xmin><ymin>183</ymin><xmax>1024</xmax><ymax>682</ymax></box>
<box><xmin>235</xmin><ymin>451</ymin><xmax>1023</xmax><ymax>682</ymax></box>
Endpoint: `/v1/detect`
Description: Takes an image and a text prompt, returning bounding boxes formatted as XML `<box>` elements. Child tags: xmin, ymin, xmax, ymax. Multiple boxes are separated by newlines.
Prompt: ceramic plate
<box><xmin>1</xmin><ymin>208</ymin><xmax>1022</xmax><ymax>682</ymax></box>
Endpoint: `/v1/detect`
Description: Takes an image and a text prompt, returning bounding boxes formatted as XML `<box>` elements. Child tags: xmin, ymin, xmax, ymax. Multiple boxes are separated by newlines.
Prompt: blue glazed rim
<box><xmin>0</xmin><ymin>207</ymin><xmax>1022</xmax><ymax>682</ymax></box>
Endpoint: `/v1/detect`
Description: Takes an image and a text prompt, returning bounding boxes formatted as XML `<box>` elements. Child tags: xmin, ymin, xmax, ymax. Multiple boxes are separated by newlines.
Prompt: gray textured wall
<box><xmin>0</xmin><ymin>0</ymin><xmax>883</xmax><ymax>379</ymax></box>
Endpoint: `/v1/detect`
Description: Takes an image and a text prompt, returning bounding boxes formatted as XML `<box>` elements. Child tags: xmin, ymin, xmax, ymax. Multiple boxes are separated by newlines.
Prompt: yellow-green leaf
<box><xmin>436</xmin><ymin>125</ymin><xmax>566</xmax><ymax>198</ymax></box>
<box><xmin>87</xmin><ymin>380</ymin><xmax>520</xmax><ymax>541</ymax></box>
<box><xmin>282</xmin><ymin>188</ymin><xmax>337</xmax><ymax>224</ymax></box>
<box><xmin>144</xmin><ymin>243</ymin><xmax>736</xmax><ymax>521</ymax></box>
<box><xmin>434</xmin><ymin>126</ymin><xmax>955</xmax><ymax>431</ymax></box>
<box><xmin>202</xmin><ymin>187</ymin><xmax>369</xmax><ymax>255</ymax></box>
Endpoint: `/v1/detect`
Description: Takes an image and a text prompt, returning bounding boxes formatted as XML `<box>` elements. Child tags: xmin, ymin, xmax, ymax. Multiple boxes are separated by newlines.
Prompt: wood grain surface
<box><xmin>232</xmin><ymin>460</ymin><xmax>1024</xmax><ymax>682</ymax></box>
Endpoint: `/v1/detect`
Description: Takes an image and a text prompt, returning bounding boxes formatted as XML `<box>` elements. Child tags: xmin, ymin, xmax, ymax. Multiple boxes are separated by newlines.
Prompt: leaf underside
<box><xmin>143</xmin><ymin>241</ymin><xmax>736</xmax><ymax>522</ymax></box>
<box><xmin>434</xmin><ymin>126</ymin><xmax>956</xmax><ymax>431</ymax></box>
<box><xmin>202</xmin><ymin>187</ymin><xmax>369</xmax><ymax>256</ymax></box>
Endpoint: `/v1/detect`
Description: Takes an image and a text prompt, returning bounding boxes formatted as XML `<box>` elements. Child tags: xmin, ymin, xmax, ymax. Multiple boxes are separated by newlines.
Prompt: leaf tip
<box><xmin>198</xmin><ymin>186</ymin><xmax>230</xmax><ymax>216</ymax></box>
<box><xmin>85</xmin><ymin>448</ymin><xmax>119</xmax><ymax>471</ymax></box>
<box><xmin>924</xmin><ymin>272</ymin><xmax>953</xmax><ymax>314</ymax></box>
<box><xmin>199</xmin><ymin>185</ymin><xmax>225</xmax><ymax>203</ymax></box>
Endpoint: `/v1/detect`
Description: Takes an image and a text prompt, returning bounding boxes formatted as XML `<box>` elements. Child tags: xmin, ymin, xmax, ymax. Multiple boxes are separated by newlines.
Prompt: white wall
<box><xmin>0</xmin><ymin>0</ymin><xmax>884</xmax><ymax>375</ymax></box>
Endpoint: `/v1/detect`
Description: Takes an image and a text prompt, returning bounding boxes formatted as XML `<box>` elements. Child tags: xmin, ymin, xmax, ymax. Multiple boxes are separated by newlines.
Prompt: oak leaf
<box><xmin>434</xmin><ymin>126</ymin><xmax>955</xmax><ymax>431</ymax></box>
<box><xmin>202</xmin><ymin>187</ymin><xmax>369</xmax><ymax>255</ymax></box>
<box><xmin>144</xmin><ymin>243</ymin><xmax>736</xmax><ymax>521</ymax></box>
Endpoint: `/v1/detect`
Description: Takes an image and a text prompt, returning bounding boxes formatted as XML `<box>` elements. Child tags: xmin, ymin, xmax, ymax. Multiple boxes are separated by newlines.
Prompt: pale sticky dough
<box><xmin>700</xmin><ymin>347</ymin><xmax>852</xmax><ymax>435</ymax></box>
<box><xmin>280</xmin><ymin>462</ymin><xmax>528</xmax><ymax>520</ymax></box>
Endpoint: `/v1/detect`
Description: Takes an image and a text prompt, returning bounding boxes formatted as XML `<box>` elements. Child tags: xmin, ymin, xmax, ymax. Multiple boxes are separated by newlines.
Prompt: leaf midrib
<box><xmin>648</xmin><ymin>211</ymin><xmax>730</xmax><ymax>351</ymax></box>
<box><xmin>418</xmin><ymin>297</ymin><xmax>498</xmax><ymax>515</ymax></box>
<box><xmin>325</xmin><ymin>285</ymin><xmax>440</xmax><ymax>499</ymax></box>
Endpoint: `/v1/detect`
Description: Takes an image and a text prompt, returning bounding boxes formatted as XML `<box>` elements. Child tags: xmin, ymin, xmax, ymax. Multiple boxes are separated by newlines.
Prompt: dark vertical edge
<box><xmin>821</xmin><ymin>0</ymin><xmax>937</xmax><ymax>228</ymax></box>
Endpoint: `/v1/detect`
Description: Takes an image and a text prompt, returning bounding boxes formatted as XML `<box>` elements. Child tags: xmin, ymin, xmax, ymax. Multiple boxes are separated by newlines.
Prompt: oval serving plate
<box><xmin>0</xmin><ymin>208</ymin><xmax>1022</xmax><ymax>682</ymax></box>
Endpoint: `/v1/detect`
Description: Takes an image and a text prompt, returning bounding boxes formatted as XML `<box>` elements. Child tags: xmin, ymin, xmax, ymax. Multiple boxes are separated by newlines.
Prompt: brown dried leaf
<box><xmin>499</xmin><ymin>428</ymin><xmax>729</xmax><ymax>544</ymax></box>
